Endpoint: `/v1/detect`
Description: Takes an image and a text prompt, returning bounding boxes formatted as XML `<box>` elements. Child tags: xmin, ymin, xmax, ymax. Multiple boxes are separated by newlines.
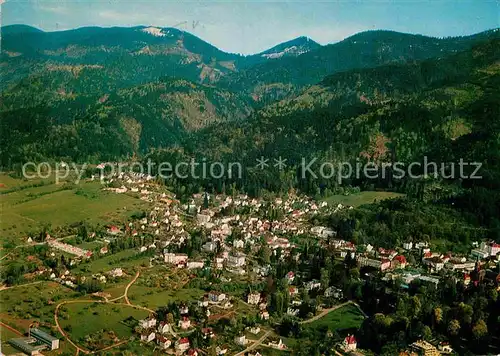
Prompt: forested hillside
<box><xmin>219</xmin><ymin>29</ymin><xmax>500</xmax><ymax>104</ymax></box>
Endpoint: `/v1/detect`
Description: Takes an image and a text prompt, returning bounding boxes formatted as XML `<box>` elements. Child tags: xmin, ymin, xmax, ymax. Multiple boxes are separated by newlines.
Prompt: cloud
<box><xmin>39</xmin><ymin>5</ymin><xmax>69</xmax><ymax>15</ymax></box>
<box><xmin>98</xmin><ymin>10</ymin><xmax>128</xmax><ymax>21</ymax></box>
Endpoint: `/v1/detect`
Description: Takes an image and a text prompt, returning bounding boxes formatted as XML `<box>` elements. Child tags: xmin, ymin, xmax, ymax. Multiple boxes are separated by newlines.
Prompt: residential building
<box><xmin>227</xmin><ymin>252</ymin><xmax>246</xmax><ymax>268</ymax></box>
<box><xmin>285</xmin><ymin>271</ymin><xmax>295</xmax><ymax>283</ymax></box>
<box><xmin>247</xmin><ymin>292</ymin><xmax>261</xmax><ymax>305</ymax></box>
<box><xmin>234</xmin><ymin>335</ymin><xmax>246</xmax><ymax>346</ymax></box>
<box><xmin>187</xmin><ymin>261</ymin><xmax>204</xmax><ymax>269</ymax></box>
<box><xmin>175</xmin><ymin>338</ymin><xmax>190</xmax><ymax>352</ymax></box>
<box><xmin>304</xmin><ymin>280</ymin><xmax>321</xmax><ymax>291</ymax></box>
<box><xmin>178</xmin><ymin>317</ymin><xmax>191</xmax><ymax>330</ymax></box>
<box><xmin>164</xmin><ymin>253</ymin><xmax>188</xmax><ymax>264</ymax></box>
<box><xmin>156</xmin><ymin>336</ymin><xmax>171</xmax><ymax>349</ymax></box>
<box><xmin>233</xmin><ymin>239</ymin><xmax>245</xmax><ymax>249</ymax></box>
<box><xmin>139</xmin><ymin>317</ymin><xmax>157</xmax><ymax>329</ymax></box>
<box><xmin>342</xmin><ymin>335</ymin><xmax>357</xmax><ymax>351</ymax></box>
<box><xmin>208</xmin><ymin>291</ymin><xmax>226</xmax><ymax>303</ymax></box>
<box><xmin>140</xmin><ymin>331</ymin><xmax>155</xmax><ymax>343</ymax></box>
<box><xmin>268</xmin><ymin>338</ymin><xmax>287</xmax><ymax>350</ymax></box>
<box><xmin>29</xmin><ymin>328</ymin><xmax>60</xmax><ymax>350</ymax></box>
<box><xmin>157</xmin><ymin>322</ymin><xmax>170</xmax><ymax>334</ymax></box>
<box><xmin>259</xmin><ymin>310</ymin><xmax>270</xmax><ymax>320</ymax></box>
<box><xmin>423</xmin><ymin>257</ymin><xmax>444</xmax><ymax>272</ymax></box>
<box><xmin>410</xmin><ymin>340</ymin><xmax>440</xmax><ymax>356</ymax></box>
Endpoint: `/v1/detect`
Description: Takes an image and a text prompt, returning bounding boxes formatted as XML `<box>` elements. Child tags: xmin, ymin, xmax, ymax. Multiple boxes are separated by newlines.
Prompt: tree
<box><xmin>448</xmin><ymin>319</ymin><xmax>460</xmax><ymax>336</ymax></box>
<box><xmin>433</xmin><ymin>307</ymin><xmax>443</xmax><ymax>324</ymax></box>
<box><xmin>320</xmin><ymin>268</ymin><xmax>330</xmax><ymax>290</ymax></box>
<box><xmin>472</xmin><ymin>320</ymin><xmax>488</xmax><ymax>340</ymax></box>
<box><xmin>203</xmin><ymin>192</ymin><xmax>209</xmax><ymax>209</ymax></box>
<box><xmin>259</xmin><ymin>244</ymin><xmax>271</xmax><ymax>264</ymax></box>
<box><xmin>409</xmin><ymin>296</ymin><xmax>421</xmax><ymax>319</ymax></box>
<box><xmin>458</xmin><ymin>302</ymin><xmax>473</xmax><ymax>325</ymax></box>
<box><xmin>422</xmin><ymin>325</ymin><xmax>432</xmax><ymax>340</ymax></box>
<box><xmin>167</xmin><ymin>313</ymin><xmax>174</xmax><ymax>325</ymax></box>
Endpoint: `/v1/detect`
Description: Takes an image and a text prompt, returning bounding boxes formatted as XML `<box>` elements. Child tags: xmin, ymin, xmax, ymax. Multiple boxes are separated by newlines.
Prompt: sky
<box><xmin>1</xmin><ymin>0</ymin><xmax>499</xmax><ymax>55</ymax></box>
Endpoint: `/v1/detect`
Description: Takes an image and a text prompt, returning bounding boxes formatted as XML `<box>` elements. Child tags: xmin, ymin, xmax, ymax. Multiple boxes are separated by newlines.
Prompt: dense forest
<box><xmin>1</xmin><ymin>25</ymin><xmax>499</xmax><ymax>244</ymax></box>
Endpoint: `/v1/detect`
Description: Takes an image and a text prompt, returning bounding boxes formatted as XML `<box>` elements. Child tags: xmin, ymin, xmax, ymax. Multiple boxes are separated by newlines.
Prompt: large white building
<box><xmin>164</xmin><ymin>253</ymin><xmax>188</xmax><ymax>264</ymax></box>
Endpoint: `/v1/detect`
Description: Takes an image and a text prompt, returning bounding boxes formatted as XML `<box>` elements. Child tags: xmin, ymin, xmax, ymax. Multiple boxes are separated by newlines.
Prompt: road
<box><xmin>54</xmin><ymin>301</ymin><xmax>92</xmax><ymax>354</ymax></box>
<box><xmin>53</xmin><ymin>272</ymin><xmax>153</xmax><ymax>356</ymax></box>
<box><xmin>124</xmin><ymin>270</ymin><xmax>140</xmax><ymax>305</ymax></box>
<box><xmin>234</xmin><ymin>330</ymin><xmax>272</xmax><ymax>356</ymax></box>
<box><xmin>0</xmin><ymin>321</ymin><xmax>23</xmax><ymax>336</ymax></box>
<box><xmin>0</xmin><ymin>280</ymin><xmax>44</xmax><ymax>291</ymax></box>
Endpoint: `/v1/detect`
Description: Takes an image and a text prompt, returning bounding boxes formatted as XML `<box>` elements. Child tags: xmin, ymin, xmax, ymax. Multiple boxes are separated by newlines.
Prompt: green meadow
<box><xmin>324</xmin><ymin>191</ymin><xmax>404</xmax><ymax>208</ymax></box>
<box><xmin>0</xmin><ymin>173</ymin><xmax>147</xmax><ymax>244</ymax></box>
<box><xmin>58</xmin><ymin>302</ymin><xmax>149</xmax><ymax>347</ymax></box>
<box><xmin>305</xmin><ymin>304</ymin><xmax>365</xmax><ymax>332</ymax></box>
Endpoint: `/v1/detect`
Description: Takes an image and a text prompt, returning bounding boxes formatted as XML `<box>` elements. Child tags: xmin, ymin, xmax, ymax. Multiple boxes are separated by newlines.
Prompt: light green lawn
<box><xmin>306</xmin><ymin>304</ymin><xmax>365</xmax><ymax>331</ymax></box>
<box><xmin>75</xmin><ymin>249</ymin><xmax>148</xmax><ymax>274</ymax></box>
<box><xmin>324</xmin><ymin>191</ymin><xmax>404</xmax><ymax>208</ymax></box>
<box><xmin>0</xmin><ymin>325</ymin><xmax>22</xmax><ymax>355</ymax></box>
<box><xmin>1</xmin><ymin>174</ymin><xmax>147</xmax><ymax>243</ymax></box>
<box><xmin>128</xmin><ymin>286</ymin><xmax>205</xmax><ymax>309</ymax></box>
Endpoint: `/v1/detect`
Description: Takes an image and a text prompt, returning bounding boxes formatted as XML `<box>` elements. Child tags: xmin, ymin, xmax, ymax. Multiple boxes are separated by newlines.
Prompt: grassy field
<box><xmin>306</xmin><ymin>304</ymin><xmax>365</xmax><ymax>332</ymax></box>
<box><xmin>128</xmin><ymin>285</ymin><xmax>205</xmax><ymax>309</ymax></box>
<box><xmin>0</xmin><ymin>324</ymin><xmax>22</xmax><ymax>355</ymax></box>
<box><xmin>324</xmin><ymin>191</ymin><xmax>404</xmax><ymax>208</ymax></box>
<box><xmin>1</xmin><ymin>173</ymin><xmax>147</xmax><ymax>243</ymax></box>
<box><xmin>58</xmin><ymin>302</ymin><xmax>148</xmax><ymax>348</ymax></box>
<box><xmin>75</xmin><ymin>249</ymin><xmax>149</xmax><ymax>274</ymax></box>
<box><xmin>0</xmin><ymin>282</ymin><xmax>77</xmax><ymax>325</ymax></box>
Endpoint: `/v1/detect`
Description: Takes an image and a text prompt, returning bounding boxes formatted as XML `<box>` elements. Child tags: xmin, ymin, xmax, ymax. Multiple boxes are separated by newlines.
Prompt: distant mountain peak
<box><xmin>1</xmin><ymin>24</ymin><xmax>44</xmax><ymax>35</ymax></box>
<box><xmin>259</xmin><ymin>36</ymin><xmax>321</xmax><ymax>59</ymax></box>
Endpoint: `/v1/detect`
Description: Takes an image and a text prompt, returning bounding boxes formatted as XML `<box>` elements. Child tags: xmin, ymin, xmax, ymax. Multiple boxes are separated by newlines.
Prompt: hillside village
<box><xmin>2</xmin><ymin>170</ymin><xmax>499</xmax><ymax>356</ymax></box>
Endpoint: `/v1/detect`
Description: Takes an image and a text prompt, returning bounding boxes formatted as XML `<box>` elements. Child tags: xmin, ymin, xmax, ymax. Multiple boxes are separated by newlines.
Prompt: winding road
<box><xmin>53</xmin><ymin>270</ymin><xmax>152</xmax><ymax>355</ymax></box>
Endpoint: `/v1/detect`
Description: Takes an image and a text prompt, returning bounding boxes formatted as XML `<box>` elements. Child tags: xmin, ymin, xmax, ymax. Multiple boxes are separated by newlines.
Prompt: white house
<box><xmin>179</xmin><ymin>305</ymin><xmax>189</xmax><ymax>315</ymax></box>
<box><xmin>285</xmin><ymin>271</ymin><xmax>295</xmax><ymax>283</ymax></box>
<box><xmin>175</xmin><ymin>338</ymin><xmax>190</xmax><ymax>352</ymax></box>
<box><xmin>140</xmin><ymin>331</ymin><xmax>155</xmax><ymax>343</ymax></box>
<box><xmin>208</xmin><ymin>291</ymin><xmax>226</xmax><ymax>303</ymax></box>
<box><xmin>178</xmin><ymin>317</ymin><xmax>191</xmax><ymax>330</ymax></box>
<box><xmin>403</xmin><ymin>241</ymin><xmax>413</xmax><ymax>250</ymax></box>
<box><xmin>187</xmin><ymin>261</ymin><xmax>205</xmax><ymax>269</ymax></box>
<box><xmin>108</xmin><ymin>268</ymin><xmax>123</xmax><ymax>277</ymax></box>
<box><xmin>164</xmin><ymin>253</ymin><xmax>188</xmax><ymax>264</ymax></box>
<box><xmin>156</xmin><ymin>336</ymin><xmax>171</xmax><ymax>349</ymax></box>
<box><xmin>157</xmin><ymin>322</ymin><xmax>170</xmax><ymax>334</ymax></box>
<box><xmin>247</xmin><ymin>292</ymin><xmax>261</xmax><ymax>305</ymax></box>
<box><xmin>343</xmin><ymin>335</ymin><xmax>357</xmax><ymax>351</ymax></box>
<box><xmin>234</xmin><ymin>335</ymin><xmax>247</xmax><ymax>346</ymax></box>
<box><xmin>203</xmin><ymin>241</ymin><xmax>217</xmax><ymax>252</ymax></box>
<box><xmin>304</xmin><ymin>280</ymin><xmax>321</xmax><ymax>291</ymax></box>
<box><xmin>139</xmin><ymin>317</ymin><xmax>157</xmax><ymax>329</ymax></box>
<box><xmin>227</xmin><ymin>252</ymin><xmax>246</xmax><ymax>268</ymax></box>
<box><xmin>233</xmin><ymin>239</ymin><xmax>245</xmax><ymax>249</ymax></box>
<box><xmin>259</xmin><ymin>310</ymin><xmax>270</xmax><ymax>320</ymax></box>
<box><xmin>324</xmin><ymin>286</ymin><xmax>343</xmax><ymax>299</ymax></box>
<box><xmin>268</xmin><ymin>339</ymin><xmax>286</xmax><ymax>350</ymax></box>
